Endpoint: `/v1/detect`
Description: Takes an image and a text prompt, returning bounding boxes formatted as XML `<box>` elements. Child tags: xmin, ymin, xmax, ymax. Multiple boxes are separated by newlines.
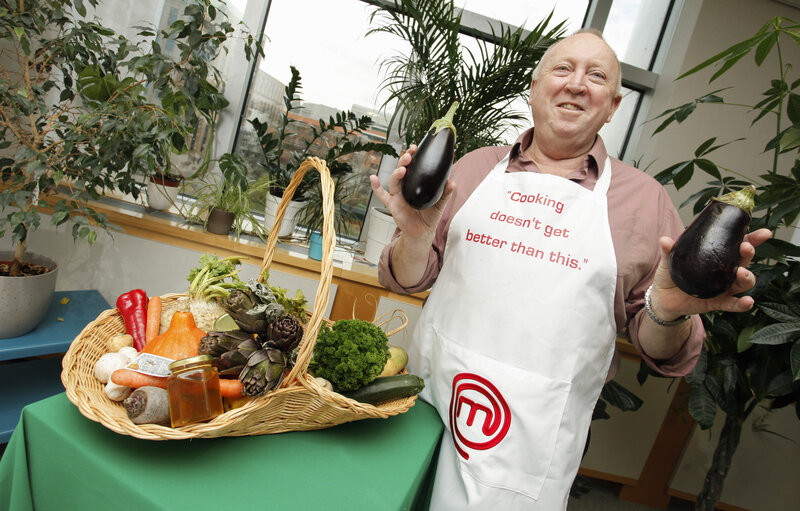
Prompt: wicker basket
<box><xmin>61</xmin><ymin>157</ymin><xmax>417</xmax><ymax>440</ymax></box>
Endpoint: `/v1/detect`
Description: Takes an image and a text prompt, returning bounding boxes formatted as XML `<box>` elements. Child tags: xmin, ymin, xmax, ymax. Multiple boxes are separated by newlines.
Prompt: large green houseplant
<box><xmin>367</xmin><ymin>0</ymin><xmax>567</xmax><ymax>159</ymax></box>
<box><xmin>0</xmin><ymin>0</ymin><xmax>261</xmax><ymax>275</ymax></box>
<box><xmin>648</xmin><ymin>17</ymin><xmax>800</xmax><ymax>511</ymax></box>
<box><xmin>248</xmin><ymin>65</ymin><xmax>398</xmax><ymax>240</ymax></box>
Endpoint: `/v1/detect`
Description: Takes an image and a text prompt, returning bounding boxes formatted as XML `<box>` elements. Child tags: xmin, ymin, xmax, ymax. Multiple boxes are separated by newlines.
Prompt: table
<box><xmin>0</xmin><ymin>393</ymin><xmax>444</xmax><ymax>511</ymax></box>
<box><xmin>0</xmin><ymin>290</ymin><xmax>111</xmax><ymax>442</ymax></box>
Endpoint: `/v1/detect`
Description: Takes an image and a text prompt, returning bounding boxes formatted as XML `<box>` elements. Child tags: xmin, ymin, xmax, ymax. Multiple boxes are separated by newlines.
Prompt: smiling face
<box><xmin>529</xmin><ymin>32</ymin><xmax>622</xmax><ymax>158</ymax></box>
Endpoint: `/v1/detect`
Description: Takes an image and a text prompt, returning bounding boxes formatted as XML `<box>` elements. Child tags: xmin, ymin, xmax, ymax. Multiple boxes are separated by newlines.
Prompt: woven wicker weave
<box><xmin>61</xmin><ymin>157</ymin><xmax>416</xmax><ymax>440</ymax></box>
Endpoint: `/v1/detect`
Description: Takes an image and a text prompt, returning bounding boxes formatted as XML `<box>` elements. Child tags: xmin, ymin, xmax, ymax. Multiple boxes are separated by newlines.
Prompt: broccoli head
<box><xmin>310</xmin><ymin>319</ymin><xmax>390</xmax><ymax>392</ymax></box>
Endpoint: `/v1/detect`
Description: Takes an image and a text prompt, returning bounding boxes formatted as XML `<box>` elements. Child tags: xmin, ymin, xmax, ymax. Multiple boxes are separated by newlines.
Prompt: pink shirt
<box><xmin>379</xmin><ymin>129</ymin><xmax>703</xmax><ymax>377</ymax></box>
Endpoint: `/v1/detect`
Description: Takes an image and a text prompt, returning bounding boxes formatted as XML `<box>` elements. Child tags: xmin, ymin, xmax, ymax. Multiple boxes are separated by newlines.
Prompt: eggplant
<box><xmin>402</xmin><ymin>101</ymin><xmax>459</xmax><ymax>209</ymax></box>
<box><xmin>669</xmin><ymin>185</ymin><xmax>756</xmax><ymax>298</ymax></box>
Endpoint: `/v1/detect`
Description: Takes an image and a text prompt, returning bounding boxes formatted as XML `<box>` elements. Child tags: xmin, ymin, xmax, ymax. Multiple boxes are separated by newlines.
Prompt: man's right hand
<box><xmin>369</xmin><ymin>144</ymin><xmax>455</xmax><ymax>244</ymax></box>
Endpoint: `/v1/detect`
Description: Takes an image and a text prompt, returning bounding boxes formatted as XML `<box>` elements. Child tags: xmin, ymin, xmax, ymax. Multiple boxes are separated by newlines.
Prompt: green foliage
<box><xmin>309</xmin><ymin>319</ymin><xmax>391</xmax><ymax>392</ymax></box>
<box><xmin>648</xmin><ymin>16</ymin><xmax>800</xmax><ymax>510</ymax></box>
<box><xmin>0</xmin><ymin>0</ymin><xmax>262</xmax><ymax>270</ymax></box>
<box><xmin>367</xmin><ymin>0</ymin><xmax>567</xmax><ymax>159</ymax></box>
<box><xmin>186</xmin><ymin>253</ymin><xmax>246</xmax><ymax>301</ymax></box>
<box><xmin>181</xmin><ymin>153</ymin><xmax>271</xmax><ymax>239</ymax></box>
<box><xmin>248</xmin><ymin>66</ymin><xmax>398</xmax><ymax>201</ymax></box>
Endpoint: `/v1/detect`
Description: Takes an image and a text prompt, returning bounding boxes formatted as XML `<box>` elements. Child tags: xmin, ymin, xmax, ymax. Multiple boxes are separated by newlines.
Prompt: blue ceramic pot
<box><xmin>308</xmin><ymin>232</ymin><xmax>323</xmax><ymax>260</ymax></box>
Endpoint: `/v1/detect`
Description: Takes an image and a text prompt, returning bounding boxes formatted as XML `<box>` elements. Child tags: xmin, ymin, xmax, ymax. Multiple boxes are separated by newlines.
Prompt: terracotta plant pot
<box><xmin>206</xmin><ymin>207</ymin><xmax>235</xmax><ymax>235</ymax></box>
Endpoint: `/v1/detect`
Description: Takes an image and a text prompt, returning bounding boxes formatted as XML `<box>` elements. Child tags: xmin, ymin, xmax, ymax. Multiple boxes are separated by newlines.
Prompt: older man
<box><xmin>370</xmin><ymin>30</ymin><xmax>769</xmax><ymax>510</ymax></box>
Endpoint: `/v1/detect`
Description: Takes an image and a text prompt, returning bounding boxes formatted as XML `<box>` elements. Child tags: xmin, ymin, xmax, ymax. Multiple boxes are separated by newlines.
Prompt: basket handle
<box><xmin>258</xmin><ymin>157</ymin><xmax>335</xmax><ymax>380</ymax></box>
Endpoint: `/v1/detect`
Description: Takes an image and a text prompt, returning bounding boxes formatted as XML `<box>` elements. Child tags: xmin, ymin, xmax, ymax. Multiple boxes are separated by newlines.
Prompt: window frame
<box><xmin>165</xmin><ymin>0</ymin><xmax>686</xmax><ymax>241</ymax></box>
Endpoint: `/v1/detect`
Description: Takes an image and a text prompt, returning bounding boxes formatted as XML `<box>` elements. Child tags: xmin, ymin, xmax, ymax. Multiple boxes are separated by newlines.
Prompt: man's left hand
<box><xmin>649</xmin><ymin>228</ymin><xmax>773</xmax><ymax>320</ymax></box>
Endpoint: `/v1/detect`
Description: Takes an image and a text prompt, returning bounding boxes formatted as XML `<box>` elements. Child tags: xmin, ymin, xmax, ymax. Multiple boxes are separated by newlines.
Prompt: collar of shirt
<box><xmin>506</xmin><ymin>128</ymin><xmax>609</xmax><ymax>186</ymax></box>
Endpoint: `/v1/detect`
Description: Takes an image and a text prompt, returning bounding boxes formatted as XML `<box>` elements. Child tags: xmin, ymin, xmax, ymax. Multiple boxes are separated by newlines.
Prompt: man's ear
<box><xmin>606</xmin><ymin>93</ymin><xmax>622</xmax><ymax>123</ymax></box>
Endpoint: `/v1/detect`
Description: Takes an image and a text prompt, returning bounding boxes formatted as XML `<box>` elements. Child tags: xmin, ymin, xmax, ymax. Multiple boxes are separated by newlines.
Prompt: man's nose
<box><xmin>565</xmin><ymin>73</ymin><xmax>587</xmax><ymax>94</ymax></box>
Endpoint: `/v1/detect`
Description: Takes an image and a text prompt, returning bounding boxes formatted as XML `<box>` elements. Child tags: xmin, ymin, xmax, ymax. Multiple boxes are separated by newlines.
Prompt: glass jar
<box><xmin>167</xmin><ymin>354</ymin><xmax>224</xmax><ymax>428</ymax></box>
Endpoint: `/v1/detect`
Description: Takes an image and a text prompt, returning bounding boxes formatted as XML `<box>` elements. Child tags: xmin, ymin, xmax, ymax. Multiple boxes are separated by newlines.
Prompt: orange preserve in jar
<box><xmin>167</xmin><ymin>355</ymin><xmax>224</xmax><ymax>428</ymax></box>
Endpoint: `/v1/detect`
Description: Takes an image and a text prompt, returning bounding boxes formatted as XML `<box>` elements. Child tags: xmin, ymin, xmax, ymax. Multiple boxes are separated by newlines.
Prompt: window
<box><xmin>604</xmin><ymin>0</ymin><xmax>672</xmax><ymax>70</ymax></box>
<box><xmin>89</xmin><ymin>0</ymin><xmax>680</xmax><ymax>243</ymax></box>
<box><xmin>454</xmin><ymin>0</ymin><xmax>589</xmax><ymax>34</ymax></box>
<box><xmin>231</xmin><ymin>0</ymin><xmax>674</xmax><ymax>240</ymax></box>
<box><xmin>232</xmin><ymin>0</ymin><xmax>403</xmax><ymax>240</ymax></box>
<box><xmin>90</xmin><ymin>0</ymin><xmax>256</xmax><ymax>180</ymax></box>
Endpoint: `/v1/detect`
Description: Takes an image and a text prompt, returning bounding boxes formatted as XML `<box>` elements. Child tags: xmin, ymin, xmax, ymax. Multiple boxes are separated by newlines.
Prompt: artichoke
<box><xmin>264</xmin><ymin>313</ymin><xmax>303</xmax><ymax>352</ymax></box>
<box><xmin>239</xmin><ymin>348</ymin><xmax>287</xmax><ymax>396</ymax></box>
<box><xmin>223</xmin><ymin>289</ymin><xmax>270</xmax><ymax>335</ymax></box>
<box><xmin>198</xmin><ymin>330</ymin><xmax>260</xmax><ymax>377</ymax></box>
<box><xmin>245</xmin><ymin>279</ymin><xmax>276</xmax><ymax>303</ymax></box>
<box><xmin>263</xmin><ymin>302</ymin><xmax>286</xmax><ymax>323</ymax></box>
<box><xmin>198</xmin><ymin>329</ymin><xmax>253</xmax><ymax>356</ymax></box>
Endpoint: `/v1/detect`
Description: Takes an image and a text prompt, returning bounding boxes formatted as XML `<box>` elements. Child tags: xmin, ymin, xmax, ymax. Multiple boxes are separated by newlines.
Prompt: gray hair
<box><xmin>531</xmin><ymin>28</ymin><xmax>622</xmax><ymax>96</ymax></box>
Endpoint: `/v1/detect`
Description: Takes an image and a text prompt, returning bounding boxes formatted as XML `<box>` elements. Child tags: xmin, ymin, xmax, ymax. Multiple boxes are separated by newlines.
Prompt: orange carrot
<box><xmin>219</xmin><ymin>379</ymin><xmax>244</xmax><ymax>398</ymax></box>
<box><xmin>111</xmin><ymin>368</ymin><xmax>244</xmax><ymax>398</ymax></box>
<box><xmin>145</xmin><ymin>296</ymin><xmax>162</xmax><ymax>344</ymax></box>
<box><xmin>112</xmin><ymin>368</ymin><xmax>167</xmax><ymax>389</ymax></box>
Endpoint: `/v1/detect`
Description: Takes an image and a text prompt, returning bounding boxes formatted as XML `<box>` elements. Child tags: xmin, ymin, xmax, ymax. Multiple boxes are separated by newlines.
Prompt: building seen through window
<box><xmin>87</xmin><ymin>0</ymin><xmax>679</xmax><ymax>243</ymax></box>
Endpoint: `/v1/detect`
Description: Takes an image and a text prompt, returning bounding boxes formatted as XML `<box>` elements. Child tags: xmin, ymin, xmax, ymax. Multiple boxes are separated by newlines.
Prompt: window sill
<box><xmin>78</xmin><ymin>196</ymin><xmax>427</xmax><ymax>321</ymax></box>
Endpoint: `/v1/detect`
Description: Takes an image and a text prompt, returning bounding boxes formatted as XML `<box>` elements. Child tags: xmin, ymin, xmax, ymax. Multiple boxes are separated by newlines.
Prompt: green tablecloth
<box><xmin>0</xmin><ymin>393</ymin><xmax>443</xmax><ymax>511</ymax></box>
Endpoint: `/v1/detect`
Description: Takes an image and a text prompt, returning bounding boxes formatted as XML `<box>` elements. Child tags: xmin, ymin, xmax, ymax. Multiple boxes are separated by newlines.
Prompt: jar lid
<box><xmin>168</xmin><ymin>354</ymin><xmax>213</xmax><ymax>372</ymax></box>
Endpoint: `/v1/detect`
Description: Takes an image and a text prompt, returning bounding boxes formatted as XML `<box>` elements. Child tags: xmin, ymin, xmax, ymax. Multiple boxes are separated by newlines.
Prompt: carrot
<box><xmin>111</xmin><ymin>368</ymin><xmax>244</xmax><ymax>398</ymax></box>
<box><xmin>219</xmin><ymin>379</ymin><xmax>244</xmax><ymax>398</ymax></box>
<box><xmin>112</xmin><ymin>368</ymin><xmax>167</xmax><ymax>389</ymax></box>
<box><xmin>145</xmin><ymin>296</ymin><xmax>162</xmax><ymax>344</ymax></box>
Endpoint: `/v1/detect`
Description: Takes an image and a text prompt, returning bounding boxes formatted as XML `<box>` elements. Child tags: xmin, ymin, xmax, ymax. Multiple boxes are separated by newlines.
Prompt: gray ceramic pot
<box><xmin>0</xmin><ymin>251</ymin><xmax>58</xmax><ymax>338</ymax></box>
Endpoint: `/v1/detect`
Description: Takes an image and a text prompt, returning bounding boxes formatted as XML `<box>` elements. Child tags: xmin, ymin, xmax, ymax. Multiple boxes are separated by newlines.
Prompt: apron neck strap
<box><xmin>492</xmin><ymin>152</ymin><xmax>613</xmax><ymax>197</ymax></box>
<box><xmin>593</xmin><ymin>156</ymin><xmax>613</xmax><ymax>196</ymax></box>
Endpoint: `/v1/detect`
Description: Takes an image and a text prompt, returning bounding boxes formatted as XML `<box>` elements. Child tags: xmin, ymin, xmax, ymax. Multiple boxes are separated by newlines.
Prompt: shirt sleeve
<box><xmin>626</xmin><ymin>187</ymin><xmax>704</xmax><ymax>378</ymax></box>
<box><xmin>376</xmin><ymin>168</ymin><xmax>459</xmax><ymax>295</ymax></box>
<box><xmin>377</xmin><ymin>146</ymin><xmax>501</xmax><ymax>294</ymax></box>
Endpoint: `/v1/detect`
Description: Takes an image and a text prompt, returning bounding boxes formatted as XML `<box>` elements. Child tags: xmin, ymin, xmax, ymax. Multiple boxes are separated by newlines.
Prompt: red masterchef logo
<box><xmin>449</xmin><ymin>373</ymin><xmax>511</xmax><ymax>460</ymax></box>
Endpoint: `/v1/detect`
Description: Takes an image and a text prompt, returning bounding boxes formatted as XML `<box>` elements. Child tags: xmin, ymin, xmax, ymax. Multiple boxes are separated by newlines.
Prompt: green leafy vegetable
<box><xmin>186</xmin><ymin>253</ymin><xmax>247</xmax><ymax>302</ymax></box>
<box><xmin>261</xmin><ymin>270</ymin><xmax>309</xmax><ymax>322</ymax></box>
<box><xmin>309</xmin><ymin>319</ymin><xmax>390</xmax><ymax>392</ymax></box>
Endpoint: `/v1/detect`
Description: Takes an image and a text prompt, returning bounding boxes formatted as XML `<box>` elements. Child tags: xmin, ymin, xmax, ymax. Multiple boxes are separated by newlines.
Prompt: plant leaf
<box><xmin>678</xmin><ymin>33</ymin><xmax>765</xmax><ymax>81</ymax></box>
<box><xmin>688</xmin><ymin>383</ymin><xmax>717</xmax><ymax>429</ymax></box>
<box><xmin>787</xmin><ymin>93</ymin><xmax>800</xmax><ymax>126</ymax></box>
<box><xmin>694</xmin><ymin>137</ymin><xmax>717</xmax><ymax>157</ymax></box>
<box><xmin>600</xmin><ymin>380</ymin><xmax>643</xmax><ymax>412</ymax></box>
<box><xmin>737</xmin><ymin>325</ymin><xmax>755</xmax><ymax>353</ymax></box>
<box><xmin>750</xmin><ymin>322</ymin><xmax>800</xmax><ymax>345</ymax></box>
<box><xmin>686</xmin><ymin>348</ymin><xmax>707</xmax><ymax>387</ymax></box>
<box><xmin>791</xmin><ymin>341</ymin><xmax>800</xmax><ymax>381</ymax></box>
<box><xmin>758</xmin><ymin>302</ymin><xmax>800</xmax><ymax>322</ymax></box>
<box><xmin>754</xmin><ymin>31</ymin><xmax>778</xmax><ymax>66</ymax></box>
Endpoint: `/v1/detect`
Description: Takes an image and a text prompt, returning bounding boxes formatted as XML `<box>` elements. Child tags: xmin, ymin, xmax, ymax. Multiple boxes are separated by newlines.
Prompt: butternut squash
<box><xmin>140</xmin><ymin>311</ymin><xmax>206</xmax><ymax>361</ymax></box>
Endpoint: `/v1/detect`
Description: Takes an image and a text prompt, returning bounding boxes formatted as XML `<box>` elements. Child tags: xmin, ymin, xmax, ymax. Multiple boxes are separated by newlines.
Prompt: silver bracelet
<box><xmin>645</xmin><ymin>285</ymin><xmax>690</xmax><ymax>327</ymax></box>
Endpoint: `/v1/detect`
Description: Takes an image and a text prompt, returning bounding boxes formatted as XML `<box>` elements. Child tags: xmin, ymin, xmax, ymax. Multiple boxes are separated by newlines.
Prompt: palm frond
<box><xmin>368</xmin><ymin>0</ymin><xmax>567</xmax><ymax>158</ymax></box>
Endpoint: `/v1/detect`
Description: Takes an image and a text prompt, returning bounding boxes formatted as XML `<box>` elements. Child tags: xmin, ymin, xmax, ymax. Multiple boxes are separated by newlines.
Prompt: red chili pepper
<box><xmin>116</xmin><ymin>289</ymin><xmax>149</xmax><ymax>351</ymax></box>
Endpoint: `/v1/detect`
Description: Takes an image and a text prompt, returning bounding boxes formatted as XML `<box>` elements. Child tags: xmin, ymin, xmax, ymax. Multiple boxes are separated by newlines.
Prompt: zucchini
<box><xmin>343</xmin><ymin>374</ymin><xmax>425</xmax><ymax>405</ymax></box>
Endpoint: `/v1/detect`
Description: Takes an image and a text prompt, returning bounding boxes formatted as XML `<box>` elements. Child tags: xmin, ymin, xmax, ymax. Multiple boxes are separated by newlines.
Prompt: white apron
<box><xmin>408</xmin><ymin>153</ymin><xmax>618</xmax><ymax>510</ymax></box>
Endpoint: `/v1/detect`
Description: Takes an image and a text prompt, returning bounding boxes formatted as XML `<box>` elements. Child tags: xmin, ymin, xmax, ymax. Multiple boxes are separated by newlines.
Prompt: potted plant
<box><xmin>180</xmin><ymin>153</ymin><xmax>269</xmax><ymax>238</ymax></box>
<box><xmin>646</xmin><ymin>16</ymin><xmax>800</xmax><ymax>510</ymax></box>
<box><xmin>248</xmin><ymin>66</ymin><xmax>398</xmax><ymax>239</ymax></box>
<box><xmin>367</xmin><ymin>0</ymin><xmax>566</xmax><ymax>159</ymax></box>
<box><xmin>294</xmin><ymin>171</ymin><xmax>363</xmax><ymax>260</ymax></box>
<box><xmin>147</xmin><ymin>168</ymin><xmax>185</xmax><ymax>211</ymax></box>
<box><xmin>0</xmin><ymin>0</ymin><xmax>261</xmax><ymax>337</ymax></box>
